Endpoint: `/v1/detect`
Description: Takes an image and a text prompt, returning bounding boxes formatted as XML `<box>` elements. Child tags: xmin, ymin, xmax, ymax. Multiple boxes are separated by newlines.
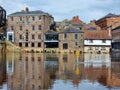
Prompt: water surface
<box><xmin>0</xmin><ymin>53</ymin><xmax>120</xmax><ymax>90</ymax></box>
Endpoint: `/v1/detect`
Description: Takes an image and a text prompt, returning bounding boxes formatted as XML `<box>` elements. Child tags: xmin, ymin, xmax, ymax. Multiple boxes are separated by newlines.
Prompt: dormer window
<box><xmin>87</xmin><ymin>27</ymin><xmax>96</xmax><ymax>30</ymax></box>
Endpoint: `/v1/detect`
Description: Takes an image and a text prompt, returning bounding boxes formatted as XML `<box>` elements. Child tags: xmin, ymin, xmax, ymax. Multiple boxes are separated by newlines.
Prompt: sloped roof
<box><xmin>97</xmin><ymin>13</ymin><xmax>120</xmax><ymax>21</ymax></box>
<box><xmin>84</xmin><ymin>30</ymin><xmax>111</xmax><ymax>40</ymax></box>
<box><xmin>59</xmin><ymin>27</ymin><xmax>83</xmax><ymax>33</ymax></box>
<box><xmin>8</xmin><ymin>10</ymin><xmax>50</xmax><ymax>16</ymax></box>
<box><xmin>45</xmin><ymin>30</ymin><xmax>58</xmax><ymax>34</ymax></box>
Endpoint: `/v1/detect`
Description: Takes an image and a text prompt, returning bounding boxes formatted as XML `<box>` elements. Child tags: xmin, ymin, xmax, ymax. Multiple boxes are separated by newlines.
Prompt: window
<box><xmin>96</xmin><ymin>47</ymin><xmax>99</xmax><ymax>50</ymax></box>
<box><xmin>63</xmin><ymin>43</ymin><xmax>68</xmax><ymax>49</ymax></box>
<box><xmin>32</xmin><ymin>16</ymin><xmax>35</xmax><ymax>21</ymax></box>
<box><xmin>101</xmin><ymin>47</ymin><xmax>106</xmax><ymax>50</ymax></box>
<box><xmin>19</xmin><ymin>35</ymin><xmax>22</xmax><ymax>40</ymax></box>
<box><xmin>31</xmin><ymin>43</ymin><xmax>34</xmax><ymax>47</ymax></box>
<box><xmin>19</xmin><ymin>43</ymin><xmax>22</xmax><ymax>47</ymax></box>
<box><xmin>88</xmin><ymin>47</ymin><xmax>92</xmax><ymax>50</ymax></box>
<box><xmin>102</xmin><ymin>40</ymin><xmax>106</xmax><ymax>43</ymax></box>
<box><xmin>19</xmin><ymin>17</ymin><xmax>22</xmax><ymax>21</ymax></box>
<box><xmin>25</xmin><ymin>18</ymin><xmax>29</xmax><ymax>26</ymax></box>
<box><xmin>32</xmin><ymin>35</ymin><xmax>35</xmax><ymax>40</ymax></box>
<box><xmin>11</xmin><ymin>26</ymin><xmax>14</xmax><ymax>30</ymax></box>
<box><xmin>87</xmin><ymin>27</ymin><xmax>96</xmax><ymax>30</ymax></box>
<box><xmin>25</xmin><ymin>43</ymin><xmax>28</xmax><ymax>47</ymax></box>
<box><xmin>89</xmin><ymin>40</ymin><xmax>93</xmax><ymax>43</ymax></box>
<box><xmin>10</xmin><ymin>17</ymin><xmax>13</xmax><ymax>21</ymax></box>
<box><xmin>64</xmin><ymin>33</ymin><xmax>67</xmax><ymax>39</ymax></box>
<box><xmin>32</xmin><ymin>25</ymin><xmax>35</xmax><ymax>30</ymax></box>
<box><xmin>75</xmin><ymin>42</ymin><xmax>78</xmax><ymax>46</ymax></box>
<box><xmin>39</xmin><ymin>16</ymin><xmax>41</xmax><ymax>20</ymax></box>
<box><xmin>38</xmin><ymin>43</ymin><xmax>41</xmax><ymax>47</ymax></box>
<box><xmin>19</xmin><ymin>26</ymin><xmax>22</xmax><ymax>31</ymax></box>
<box><xmin>38</xmin><ymin>25</ymin><xmax>41</xmax><ymax>30</ymax></box>
<box><xmin>26</xmin><ymin>30</ymin><xmax>29</xmax><ymax>41</ymax></box>
<box><xmin>38</xmin><ymin>35</ymin><xmax>41</xmax><ymax>39</ymax></box>
<box><xmin>75</xmin><ymin>33</ymin><xmax>78</xmax><ymax>39</ymax></box>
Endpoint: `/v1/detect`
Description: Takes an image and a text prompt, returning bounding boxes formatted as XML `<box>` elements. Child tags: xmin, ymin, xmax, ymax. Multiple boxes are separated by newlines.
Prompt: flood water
<box><xmin>0</xmin><ymin>53</ymin><xmax>120</xmax><ymax>90</ymax></box>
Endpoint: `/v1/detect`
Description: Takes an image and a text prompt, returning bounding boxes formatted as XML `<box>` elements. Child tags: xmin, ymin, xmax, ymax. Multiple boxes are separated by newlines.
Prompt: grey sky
<box><xmin>0</xmin><ymin>0</ymin><xmax>120</xmax><ymax>23</ymax></box>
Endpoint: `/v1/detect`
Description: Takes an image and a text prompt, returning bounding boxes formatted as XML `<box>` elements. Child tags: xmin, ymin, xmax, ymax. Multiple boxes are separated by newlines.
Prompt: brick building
<box><xmin>111</xmin><ymin>25</ymin><xmax>120</xmax><ymax>52</ymax></box>
<box><xmin>7</xmin><ymin>8</ymin><xmax>54</xmax><ymax>51</ymax></box>
<box><xmin>96</xmin><ymin>13</ymin><xmax>120</xmax><ymax>30</ymax></box>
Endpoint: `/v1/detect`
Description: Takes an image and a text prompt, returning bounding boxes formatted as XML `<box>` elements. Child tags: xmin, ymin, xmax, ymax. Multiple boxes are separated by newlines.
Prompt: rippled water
<box><xmin>0</xmin><ymin>53</ymin><xmax>120</xmax><ymax>90</ymax></box>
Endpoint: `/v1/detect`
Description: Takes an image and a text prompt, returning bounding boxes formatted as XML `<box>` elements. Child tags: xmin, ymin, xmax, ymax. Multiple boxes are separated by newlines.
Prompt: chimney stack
<box><xmin>25</xmin><ymin>7</ymin><xmax>29</xmax><ymax>13</ymax></box>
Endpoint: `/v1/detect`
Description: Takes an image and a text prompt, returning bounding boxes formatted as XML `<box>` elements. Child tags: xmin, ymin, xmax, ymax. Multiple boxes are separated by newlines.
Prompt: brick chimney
<box><xmin>25</xmin><ymin>7</ymin><xmax>29</xmax><ymax>13</ymax></box>
<box><xmin>70</xmin><ymin>16</ymin><xmax>83</xmax><ymax>24</ymax></box>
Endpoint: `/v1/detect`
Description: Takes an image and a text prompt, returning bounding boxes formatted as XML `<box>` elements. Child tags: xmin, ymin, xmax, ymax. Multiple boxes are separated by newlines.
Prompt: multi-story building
<box><xmin>95</xmin><ymin>13</ymin><xmax>120</xmax><ymax>30</ymax></box>
<box><xmin>59</xmin><ymin>26</ymin><xmax>84</xmax><ymax>53</ymax></box>
<box><xmin>111</xmin><ymin>25</ymin><xmax>120</xmax><ymax>52</ymax></box>
<box><xmin>83</xmin><ymin>21</ymin><xmax>111</xmax><ymax>53</ymax></box>
<box><xmin>7</xmin><ymin>7</ymin><xmax>54</xmax><ymax>51</ymax></box>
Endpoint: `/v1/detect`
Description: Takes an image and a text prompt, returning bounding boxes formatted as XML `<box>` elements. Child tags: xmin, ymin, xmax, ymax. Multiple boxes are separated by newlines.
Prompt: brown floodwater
<box><xmin>0</xmin><ymin>53</ymin><xmax>120</xmax><ymax>90</ymax></box>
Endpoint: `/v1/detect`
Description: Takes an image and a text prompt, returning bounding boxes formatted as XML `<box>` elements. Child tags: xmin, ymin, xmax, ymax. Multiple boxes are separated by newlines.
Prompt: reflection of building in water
<box><xmin>7</xmin><ymin>53</ymin><xmax>53</xmax><ymax>90</ymax></box>
<box><xmin>7</xmin><ymin>53</ymin><xmax>120</xmax><ymax>90</ymax></box>
<box><xmin>58</xmin><ymin>53</ymin><xmax>84</xmax><ymax>86</ymax></box>
<box><xmin>0</xmin><ymin>53</ymin><xmax>6</xmax><ymax>89</ymax></box>
<box><xmin>107</xmin><ymin>62</ymin><xmax>120</xmax><ymax>87</ymax></box>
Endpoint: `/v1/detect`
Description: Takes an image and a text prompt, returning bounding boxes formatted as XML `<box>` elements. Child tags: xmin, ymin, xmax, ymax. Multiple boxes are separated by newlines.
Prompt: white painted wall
<box><xmin>7</xmin><ymin>31</ymin><xmax>14</xmax><ymax>42</ymax></box>
<box><xmin>84</xmin><ymin>40</ymin><xmax>111</xmax><ymax>46</ymax></box>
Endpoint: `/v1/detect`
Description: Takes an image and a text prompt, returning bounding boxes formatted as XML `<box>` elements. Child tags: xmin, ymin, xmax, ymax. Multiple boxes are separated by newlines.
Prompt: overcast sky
<box><xmin>0</xmin><ymin>0</ymin><xmax>120</xmax><ymax>23</ymax></box>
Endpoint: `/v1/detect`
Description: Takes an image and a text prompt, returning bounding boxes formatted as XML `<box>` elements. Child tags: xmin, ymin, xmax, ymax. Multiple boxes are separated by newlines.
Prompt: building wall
<box><xmin>59</xmin><ymin>33</ymin><xmax>84</xmax><ymax>53</ymax></box>
<box><xmin>84</xmin><ymin>40</ymin><xmax>111</xmax><ymax>53</ymax></box>
<box><xmin>96</xmin><ymin>17</ymin><xmax>120</xmax><ymax>30</ymax></box>
<box><xmin>7</xmin><ymin>13</ymin><xmax>54</xmax><ymax>50</ymax></box>
<box><xmin>112</xmin><ymin>28</ymin><xmax>120</xmax><ymax>42</ymax></box>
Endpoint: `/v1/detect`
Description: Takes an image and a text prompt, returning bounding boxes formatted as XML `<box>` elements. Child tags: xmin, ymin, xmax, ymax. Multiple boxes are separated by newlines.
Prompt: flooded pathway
<box><xmin>0</xmin><ymin>53</ymin><xmax>120</xmax><ymax>90</ymax></box>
